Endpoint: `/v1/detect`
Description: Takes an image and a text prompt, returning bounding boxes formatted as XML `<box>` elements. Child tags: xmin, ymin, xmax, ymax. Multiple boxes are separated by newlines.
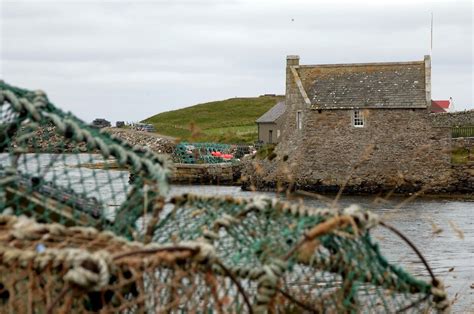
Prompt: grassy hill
<box><xmin>143</xmin><ymin>95</ymin><xmax>284</xmax><ymax>144</ymax></box>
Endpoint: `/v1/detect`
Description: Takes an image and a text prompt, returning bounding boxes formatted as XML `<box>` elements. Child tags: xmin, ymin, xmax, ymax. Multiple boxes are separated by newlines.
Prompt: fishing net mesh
<box><xmin>0</xmin><ymin>81</ymin><xmax>449</xmax><ymax>313</ymax></box>
<box><xmin>173</xmin><ymin>142</ymin><xmax>248</xmax><ymax>164</ymax></box>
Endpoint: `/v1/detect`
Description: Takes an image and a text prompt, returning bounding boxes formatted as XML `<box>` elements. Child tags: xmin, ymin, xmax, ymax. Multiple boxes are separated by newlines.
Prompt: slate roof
<box><xmin>302</xmin><ymin>61</ymin><xmax>427</xmax><ymax>109</ymax></box>
<box><xmin>256</xmin><ymin>101</ymin><xmax>286</xmax><ymax>123</ymax></box>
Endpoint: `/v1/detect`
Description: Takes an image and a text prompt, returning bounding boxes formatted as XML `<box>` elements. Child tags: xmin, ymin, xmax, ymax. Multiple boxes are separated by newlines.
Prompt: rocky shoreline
<box><xmin>15</xmin><ymin>126</ymin><xmax>176</xmax><ymax>154</ymax></box>
<box><xmin>241</xmin><ymin>182</ymin><xmax>474</xmax><ymax>200</ymax></box>
<box><xmin>240</xmin><ymin>156</ymin><xmax>474</xmax><ymax>197</ymax></box>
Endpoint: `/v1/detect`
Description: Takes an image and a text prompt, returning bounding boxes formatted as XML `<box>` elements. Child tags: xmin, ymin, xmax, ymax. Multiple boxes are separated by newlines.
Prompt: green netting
<box><xmin>157</xmin><ymin>194</ymin><xmax>440</xmax><ymax>312</ymax></box>
<box><xmin>173</xmin><ymin>142</ymin><xmax>244</xmax><ymax>164</ymax></box>
<box><xmin>0</xmin><ymin>81</ymin><xmax>450</xmax><ymax>313</ymax></box>
<box><xmin>0</xmin><ymin>81</ymin><xmax>171</xmax><ymax>241</ymax></box>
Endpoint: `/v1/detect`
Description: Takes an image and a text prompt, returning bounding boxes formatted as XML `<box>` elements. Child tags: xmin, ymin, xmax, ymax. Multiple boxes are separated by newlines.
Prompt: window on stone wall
<box><xmin>352</xmin><ymin>110</ymin><xmax>364</xmax><ymax>127</ymax></box>
<box><xmin>277</xmin><ymin>129</ymin><xmax>281</xmax><ymax>138</ymax></box>
<box><xmin>297</xmin><ymin>111</ymin><xmax>302</xmax><ymax>130</ymax></box>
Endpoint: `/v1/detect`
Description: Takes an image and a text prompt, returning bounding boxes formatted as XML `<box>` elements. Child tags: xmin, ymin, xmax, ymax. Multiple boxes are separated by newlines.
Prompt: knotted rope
<box><xmin>1</xmin><ymin>246</ymin><xmax>111</xmax><ymax>291</ymax></box>
<box><xmin>431</xmin><ymin>280</ymin><xmax>450</xmax><ymax>313</ymax></box>
<box><xmin>171</xmin><ymin>193</ymin><xmax>380</xmax><ymax>230</ymax></box>
<box><xmin>0</xmin><ymin>88</ymin><xmax>172</xmax><ymax>196</ymax></box>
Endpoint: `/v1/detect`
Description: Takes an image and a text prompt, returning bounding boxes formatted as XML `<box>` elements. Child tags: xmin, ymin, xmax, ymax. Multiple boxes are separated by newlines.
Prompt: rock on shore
<box><xmin>14</xmin><ymin>126</ymin><xmax>176</xmax><ymax>154</ymax></box>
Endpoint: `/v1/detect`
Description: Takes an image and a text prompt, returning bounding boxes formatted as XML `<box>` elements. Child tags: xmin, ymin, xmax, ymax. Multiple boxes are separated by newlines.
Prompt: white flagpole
<box><xmin>430</xmin><ymin>12</ymin><xmax>433</xmax><ymax>56</ymax></box>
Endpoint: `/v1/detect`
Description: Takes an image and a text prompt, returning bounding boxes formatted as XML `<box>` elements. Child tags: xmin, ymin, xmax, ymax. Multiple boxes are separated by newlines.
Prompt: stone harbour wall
<box><xmin>171</xmin><ymin>163</ymin><xmax>240</xmax><ymax>185</ymax></box>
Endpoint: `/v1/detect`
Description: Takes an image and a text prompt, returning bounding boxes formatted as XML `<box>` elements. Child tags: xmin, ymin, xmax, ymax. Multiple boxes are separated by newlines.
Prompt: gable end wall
<box><xmin>289</xmin><ymin>109</ymin><xmax>452</xmax><ymax>191</ymax></box>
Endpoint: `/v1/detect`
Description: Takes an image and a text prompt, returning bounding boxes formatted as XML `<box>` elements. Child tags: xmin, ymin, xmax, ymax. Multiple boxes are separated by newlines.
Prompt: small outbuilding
<box><xmin>256</xmin><ymin>100</ymin><xmax>286</xmax><ymax>144</ymax></box>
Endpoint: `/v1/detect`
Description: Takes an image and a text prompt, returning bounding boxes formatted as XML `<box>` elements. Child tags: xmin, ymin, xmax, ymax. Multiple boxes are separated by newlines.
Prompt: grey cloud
<box><xmin>0</xmin><ymin>0</ymin><xmax>472</xmax><ymax>122</ymax></box>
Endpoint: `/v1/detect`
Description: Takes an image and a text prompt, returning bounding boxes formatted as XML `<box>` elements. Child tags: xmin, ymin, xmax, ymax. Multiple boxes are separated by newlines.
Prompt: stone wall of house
<box><xmin>297</xmin><ymin>109</ymin><xmax>452</xmax><ymax>192</ymax></box>
<box><xmin>243</xmin><ymin>109</ymin><xmax>455</xmax><ymax>193</ymax></box>
<box><xmin>430</xmin><ymin>110</ymin><xmax>474</xmax><ymax>127</ymax></box>
<box><xmin>258</xmin><ymin>123</ymin><xmax>277</xmax><ymax>144</ymax></box>
<box><xmin>273</xmin><ymin>56</ymin><xmax>308</xmax><ymax>177</ymax></box>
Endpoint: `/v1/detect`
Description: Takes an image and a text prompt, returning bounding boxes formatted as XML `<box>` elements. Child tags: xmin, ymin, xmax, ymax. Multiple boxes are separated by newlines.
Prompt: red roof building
<box><xmin>431</xmin><ymin>99</ymin><xmax>452</xmax><ymax>113</ymax></box>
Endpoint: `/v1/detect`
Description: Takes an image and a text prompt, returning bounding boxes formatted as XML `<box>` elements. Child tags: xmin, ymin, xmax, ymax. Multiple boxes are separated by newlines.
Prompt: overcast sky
<box><xmin>1</xmin><ymin>0</ymin><xmax>472</xmax><ymax>123</ymax></box>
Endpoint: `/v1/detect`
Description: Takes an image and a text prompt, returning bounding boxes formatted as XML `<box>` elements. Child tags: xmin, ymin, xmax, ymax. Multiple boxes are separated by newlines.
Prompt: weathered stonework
<box><xmin>430</xmin><ymin>110</ymin><xmax>474</xmax><ymax>127</ymax></box>
<box><xmin>449</xmin><ymin>164</ymin><xmax>474</xmax><ymax>193</ymax></box>
<box><xmin>246</xmin><ymin>109</ymin><xmax>453</xmax><ymax>193</ymax></box>
<box><xmin>171</xmin><ymin>163</ymin><xmax>240</xmax><ymax>185</ymax></box>
<box><xmin>243</xmin><ymin>55</ymin><xmax>471</xmax><ymax>194</ymax></box>
<box><xmin>452</xmin><ymin>137</ymin><xmax>474</xmax><ymax>150</ymax></box>
<box><xmin>444</xmin><ymin>136</ymin><xmax>473</xmax><ymax>194</ymax></box>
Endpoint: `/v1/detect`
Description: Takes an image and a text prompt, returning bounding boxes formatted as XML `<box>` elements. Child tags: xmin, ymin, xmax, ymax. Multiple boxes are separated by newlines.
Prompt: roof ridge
<box><xmin>298</xmin><ymin>60</ymin><xmax>424</xmax><ymax>68</ymax></box>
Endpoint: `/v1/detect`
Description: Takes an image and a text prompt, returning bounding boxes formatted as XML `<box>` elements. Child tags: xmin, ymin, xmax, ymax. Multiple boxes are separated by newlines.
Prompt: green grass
<box><xmin>452</xmin><ymin>147</ymin><xmax>471</xmax><ymax>164</ymax></box>
<box><xmin>142</xmin><ymin>95</ymin><xmax>284</xmax><ymax>144</ymax></box>
<box><xmin>256</xmin><ymin>144</ymin><xmax>277</xmax><ymax>160</ymax></box>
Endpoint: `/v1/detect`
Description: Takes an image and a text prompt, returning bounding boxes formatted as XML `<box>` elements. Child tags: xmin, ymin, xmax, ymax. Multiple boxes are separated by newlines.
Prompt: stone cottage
<box><xmin>256</xmin><ymin>100</ymin><xmax>286</xmax><ymax>144</ymax></box>
<box><xmin>246</xmin><ymin>55</ymin><xmax>455</xmax><ymax>193</ymax></box>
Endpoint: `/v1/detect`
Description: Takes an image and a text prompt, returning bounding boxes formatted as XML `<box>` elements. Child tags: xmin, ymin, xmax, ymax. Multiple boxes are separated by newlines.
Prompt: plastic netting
<box><xmin>158</xmin><ymin>194</ymin><xmax>444</xmax><ymax>312</ymax></box>
<box><xmin>0</xmin><ymin>82</ymin><xmax>449</xmax><ymax>313</ymax></box>
<box><xmin>0</xmin><ymin>81</ymin><xmax>171</xmax><ymax>241</ymax></box>
<box><xmin>0</xmin><ymin>215</ymin><xmax>249</xmax><ymax>313</ymax></box>
<box><xmin>173</xmin><ymin>142</ymin><xmax>249</xmax><ymax>164</ymax></box>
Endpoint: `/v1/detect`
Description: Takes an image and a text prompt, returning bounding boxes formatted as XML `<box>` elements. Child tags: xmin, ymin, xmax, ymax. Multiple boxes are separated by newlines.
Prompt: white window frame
<box><xmin>277</xmin><ymin>129</ymin><xmax>281</xmax><ymax>138</ymax></box>
<box><xmin>352</xmin><ymin>110</ymin><xmax>365</xmax><ymax>128</ymax></box>
<box><xmin>296</xmin><ymin>110</ymin><xmax>303</xmax><ymax>130</ymax></box>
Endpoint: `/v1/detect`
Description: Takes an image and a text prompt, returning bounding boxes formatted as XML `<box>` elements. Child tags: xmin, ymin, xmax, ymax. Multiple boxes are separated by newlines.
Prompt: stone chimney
<box><xmin>424</xmin><ymin>55</ymin><xmax>431</xmax><ymax>110</ymax></box>
<box><xmin>286</xmin><ymin>55</ymin><xmax>300</xmax><ymax>101</ymax></box>
<box><xmin>287</xmin><ymin>55</ymin><xmax>300</xmax><ymax>67</ymax></box>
